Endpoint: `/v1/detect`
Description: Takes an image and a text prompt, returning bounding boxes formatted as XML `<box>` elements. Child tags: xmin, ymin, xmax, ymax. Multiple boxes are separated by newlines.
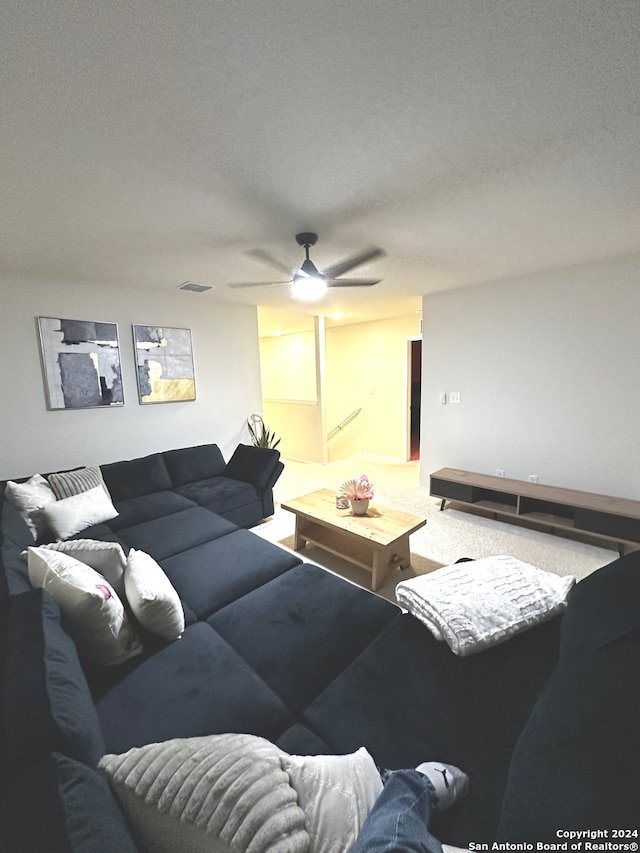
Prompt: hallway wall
<box><xmin>259</xmin><ymin>313</ymin><xmax>420</xmax><ymax>462</ymax></box>
<box><xmin>325</xmin><ymin>315</ymin><xmax>419</xmax><ymax>461</ymax></box>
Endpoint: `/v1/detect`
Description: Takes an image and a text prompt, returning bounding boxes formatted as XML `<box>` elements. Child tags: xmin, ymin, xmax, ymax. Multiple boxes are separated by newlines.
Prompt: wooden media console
<box><xmin>430</xmin><ymin>468</ymin><xmax>640</xmax><ymax>555</ymax></box>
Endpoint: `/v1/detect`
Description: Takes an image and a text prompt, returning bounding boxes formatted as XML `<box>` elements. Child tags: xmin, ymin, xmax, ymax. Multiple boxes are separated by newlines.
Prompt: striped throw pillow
<box><xmin>48</xmin><ymin>466</ymin><xmax>109</xmax><ymax>500</ymax></box>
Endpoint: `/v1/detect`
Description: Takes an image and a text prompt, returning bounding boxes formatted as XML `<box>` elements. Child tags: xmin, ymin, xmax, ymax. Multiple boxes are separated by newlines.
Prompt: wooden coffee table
<box><xmin>281</xmin><ymin>488</ymin><xmax>427</xmax><ymax>591</ymax></box>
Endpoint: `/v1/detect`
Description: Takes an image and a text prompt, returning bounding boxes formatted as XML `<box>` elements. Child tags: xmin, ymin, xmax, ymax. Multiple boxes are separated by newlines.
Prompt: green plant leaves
<box><xmin>247</xmin><ymin>418</ymin><xmax>281</xmax><ymax>450</ymax></box>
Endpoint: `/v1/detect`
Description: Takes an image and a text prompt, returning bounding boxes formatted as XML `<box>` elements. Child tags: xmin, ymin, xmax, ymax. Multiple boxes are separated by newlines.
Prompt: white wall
<box><xmin>0</xmin><ymin>277</ymin><xmax>263</xmax><ymax>480</ymax></box>
<box><xmin>420</xmin><ymin>253</ymin><xmax>640</xmax><ymax>499</ymax></box>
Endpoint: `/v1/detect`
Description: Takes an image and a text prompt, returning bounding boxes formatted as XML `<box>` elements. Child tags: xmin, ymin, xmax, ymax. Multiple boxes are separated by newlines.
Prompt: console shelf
<box><xmin>430</xmin><ymin>468</ymin><xmax>640</xmax><ymax>555</ymax></box>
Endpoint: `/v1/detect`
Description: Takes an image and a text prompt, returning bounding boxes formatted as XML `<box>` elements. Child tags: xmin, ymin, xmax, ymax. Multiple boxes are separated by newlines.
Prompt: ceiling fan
<box><xmin>228</xmin><ymin>233</ymin><xmax>384</xmax><ymax>301</ymax></box>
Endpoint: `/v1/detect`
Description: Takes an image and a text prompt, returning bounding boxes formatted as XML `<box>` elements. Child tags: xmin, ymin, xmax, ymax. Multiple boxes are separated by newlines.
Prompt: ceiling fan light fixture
<box><xmin>228</xmin><ymin>231</ymin><xmax>384</xmax><ymax>295</ymax></box>
<box><xmin>291</xmin><ymin>271</ymin><xmax>328</xmax><ymax>301</ymax></box>
<box><xmin>299</xmin><ymin>257</ymin><xmax>322</xmax><ymax>277</ymax></box>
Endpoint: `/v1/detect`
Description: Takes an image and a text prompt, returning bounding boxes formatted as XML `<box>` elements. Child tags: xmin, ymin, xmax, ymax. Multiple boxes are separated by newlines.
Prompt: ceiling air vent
<box><xmin>178</xmin><ymin>281</ymin><xmax>213</xmax><ymax>293</ymax></box>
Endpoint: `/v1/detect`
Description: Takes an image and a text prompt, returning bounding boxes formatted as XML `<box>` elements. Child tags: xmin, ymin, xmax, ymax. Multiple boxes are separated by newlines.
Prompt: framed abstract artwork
<box><xmin>133</xmin><ymin>325</ymin><xmax>196</xmax><ymax>404</ymax></box>
<box><xmin>37</xmin><ymin>317</ymin><xmax>124</xmax><ymax>410</ymax></box>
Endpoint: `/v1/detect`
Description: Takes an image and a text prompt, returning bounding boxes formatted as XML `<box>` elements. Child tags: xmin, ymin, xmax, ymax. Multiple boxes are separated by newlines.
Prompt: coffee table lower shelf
<box><xmin>292</xmin><ymin>517</ymin><xmax>413</xmax><ymax>592</ymax></box>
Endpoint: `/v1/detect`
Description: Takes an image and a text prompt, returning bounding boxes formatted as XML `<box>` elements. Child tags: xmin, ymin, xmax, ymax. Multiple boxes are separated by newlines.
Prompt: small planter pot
<box><xmin>350</xmin><ymin>499</ymin><xmax>370</xmax><ymax>516</ymax></box>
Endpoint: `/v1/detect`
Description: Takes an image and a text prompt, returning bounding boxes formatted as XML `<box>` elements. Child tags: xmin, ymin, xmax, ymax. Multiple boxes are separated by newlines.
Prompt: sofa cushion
<box><xmin>162</xmin><ymin>444</ymin><xmax>227</xmax><ymax>487</ymax></box>
<box><xmin>497</xmin><ymin>636</ymin><xmax>640</xmax><ymax>839</ymax></box>
<box><xmin>223</xmin><ymin>443</ymin><xmax>281</xmax><ymax>490</ymax></box>
<box><xmin>208</xmin><ymin>563</ymin><xmax>399</xmax><ymax>714</ymax></box>
<box><xmin>302</xmin><ymin>610</ymin><xmax>562</xmax><ymax>846</ymax></box>
<box><xmin>124</xmin><ymin>549</ymin><xmax>184</xmax><ymax>641</ymax></box>
<box><xmin>113</xmin><ymin>507</ymin><xmax>237</xmax><ymax>561</ymax></box>
<box><xmin>175</xmin><ymin>476</ymin><xmax>258</xmax><ymax>513</ymax></box>
<box><xmin>101</xmin><ymin>453</ymin><xmax>172</xmax><ymax>502</ymax></box>
<box><xmin>0</xmin><ymin>525</ymin><xmax>8</xmax><ymax>607</ymax></box>
<box><xmin>70</xmin><ymin>521</ymin><xmax>127</xmax><ymax>543</ymax></box>
<box><xmin>94</xmin><ymin>621</ymin><xmax>294</xmax><ymax>754</ymax></box>
<box><xmin>275</xmin><ymin>724</ymin><xmax>333</xmax><ymax>756</ymax></box>
<box><xmin>99</xmin><ymin>733</ymin><xmax>308</xmax><ymax>853</ymax></box>
<box><xmin>0</xmin><ymin>753</ymin><xmax>140</xmax><ymax>853</ymax></box>
<box><xmin>497</xmin><ymin>553</ymin><xmax>640</xmax><ymax>839</ymax></box>
<box><xmin>207</xmin><ymin>499</ymin><xmax>266</xmax><ymax>530</ymax></box>
<box><xmin>160</xmin><ymin>530</ymin><xmax>302</xmax><ymax>622</ymax></box>
<box><xmin>27</xmin><ymin>546</ymin><xmax>143</xmax><ymax>666</ymax></box>
<box><xmin>108</xmin><ymin>491</ymin><xmax>196</xmax><ymax>531</ymax></box>
<box><xmin>2</xmin><ymin>590</ymin><xmax>105</xmax><ymax>776</ymax></box>
<box><xmin>558</xmin><ymin>549</ymin><xmax>640</xmax><ymax>661</ymax></box>
<box><xmin>1</xmin><ymin>501</ymin><xmax>34</xmax><ymax>595</ymax></box>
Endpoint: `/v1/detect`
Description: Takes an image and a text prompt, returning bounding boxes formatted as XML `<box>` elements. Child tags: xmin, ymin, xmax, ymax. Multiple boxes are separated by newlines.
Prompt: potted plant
<box><xmin>247</xmin><ymin>416</ymin><xmax>281</xmax><ymax>450</ymax></box>
<box><xmin>339</xmin><ymin>474</ymin><xmax>375</xmax><ymax>515</ymax></box>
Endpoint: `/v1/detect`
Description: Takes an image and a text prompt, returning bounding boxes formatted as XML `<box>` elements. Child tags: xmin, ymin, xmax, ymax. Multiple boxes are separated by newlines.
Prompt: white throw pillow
<box><xmin>27</xmin><ymin>546</ymin><xmax>143</xmax><ymax>666</ymax></box>
<box><xmin>99</xmin><ymin>733</ymin><xmax>309</xmax><ymax>853</ymax></box>
<box><xmin>35</xmin><ymin>539</ymin><xmax>128</xmax><ymax>594</ymax></box>
<box><xmin>280</xmin><ymin>748</ymin><xmax>383</xmax><ymax>853</ymax></box>
<box><xmin>4</xmin><ymin>474</ymin><xmax>56</xmax><ymax>540</ymax></box>
<box><xmin>124</xmin><ymin>549</ymin><xmax>184</xmax><ymax>640</ymax></box>
<box><xmin>40</xmin><ymin>486</ymin><xmax>118</xmax><ymax>540</ymax></box>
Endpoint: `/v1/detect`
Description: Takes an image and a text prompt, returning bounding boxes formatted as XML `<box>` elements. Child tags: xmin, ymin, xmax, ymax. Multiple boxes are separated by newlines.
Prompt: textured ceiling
<box><xmin>2</xmin><ymin>1</ymin><xmax>639</xmax><ymax>333</ymax></box>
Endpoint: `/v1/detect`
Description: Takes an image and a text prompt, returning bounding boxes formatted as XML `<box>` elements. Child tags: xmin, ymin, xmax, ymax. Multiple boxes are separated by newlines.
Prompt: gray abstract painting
<box><xmin>133</xmin><ymin>325</ymin><xmax>196</xmax><ymax>404</ymax></box>
<box><xmin>37</xmin><ymin>317</ymin><xmax>124</xmax><ymax>409</ymax></box>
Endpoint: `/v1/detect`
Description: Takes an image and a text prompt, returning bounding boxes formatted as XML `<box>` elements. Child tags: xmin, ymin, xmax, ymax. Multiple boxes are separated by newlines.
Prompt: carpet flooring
<box><xmin>252</xmin><ymin>454</ymin><xmax>618</xmax><ymax>605</ymax></box>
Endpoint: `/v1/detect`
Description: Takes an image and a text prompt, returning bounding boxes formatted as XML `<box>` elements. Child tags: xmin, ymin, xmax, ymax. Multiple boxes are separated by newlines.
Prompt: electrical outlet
<box><xmin>496</xmin><ymin>469</ymin><xmax>505</xmax><ymax>478</ymax></box>
<box><xmin>528</xmin><ymin>474</ymin><xmax>538</xmax><ymax>484</ymax></box>
<box><xmin>449</xmin><ymin>391</ymin><xmax>461</xmax><ymax>404</ymax></box>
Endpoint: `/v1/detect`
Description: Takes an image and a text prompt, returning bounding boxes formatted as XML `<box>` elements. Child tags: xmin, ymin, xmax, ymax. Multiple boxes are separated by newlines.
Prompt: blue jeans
<box><xmin>352</xmin><ymin>769</ymin><xmax>443</xmax><ymax>853</ymax></box>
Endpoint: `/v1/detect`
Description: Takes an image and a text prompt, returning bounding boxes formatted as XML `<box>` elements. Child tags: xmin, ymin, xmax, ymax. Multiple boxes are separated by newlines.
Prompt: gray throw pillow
<box><xmin>47</xmin><ymin>465</ymin><xmax>110</xmax><ymax>500</ymax></box>
<box><xmin>99</xmin><ymin>733</ymin><xmax>309</xmax><ymax>853</ymax></box>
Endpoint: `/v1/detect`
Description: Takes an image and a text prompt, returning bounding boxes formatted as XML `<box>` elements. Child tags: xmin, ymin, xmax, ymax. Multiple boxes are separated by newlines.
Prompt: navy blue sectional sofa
<box><xmin>1</xmin><ymin>443</ymin><xmax>639</xmax><ymax>849</ymax></box>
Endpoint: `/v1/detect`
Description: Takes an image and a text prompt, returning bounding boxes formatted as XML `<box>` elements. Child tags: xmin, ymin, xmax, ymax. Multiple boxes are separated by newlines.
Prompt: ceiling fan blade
<box><xmin>245</xmin><ymin>249</ymin><xmax>293</xmax><ymax>277</ymax></box>
<box><xmin>323</xmin><ymin>247</ymin><xmax>385</xmax><ymax>280</ymax></box>
<box><xmin>326</xmin><ymin>278</ymin><xmax>381</xmax><ymax>288</ymax></box>
<box><xmin>227</xmin><ymin>280</ymin><xmax>290</xmax><ymax>289</ymax></box>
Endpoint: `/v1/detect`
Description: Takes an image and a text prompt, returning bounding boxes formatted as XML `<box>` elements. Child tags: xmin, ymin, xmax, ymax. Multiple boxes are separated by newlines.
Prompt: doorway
<box><xmin>408</xmin><ymin>337</ymin><xmax>422</xmax><ymax>460</ymax></box>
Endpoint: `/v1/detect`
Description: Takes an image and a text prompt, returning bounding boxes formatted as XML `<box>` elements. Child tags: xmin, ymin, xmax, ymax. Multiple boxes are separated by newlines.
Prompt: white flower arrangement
<box><xmin>339</xmin><ymin>474</ymin><xmax>375</xmax><ymax>501</ymax></box>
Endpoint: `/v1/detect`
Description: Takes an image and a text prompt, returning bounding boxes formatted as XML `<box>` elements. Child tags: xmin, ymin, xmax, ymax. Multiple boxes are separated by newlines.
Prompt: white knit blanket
<box><xmin>396</xmin><ymin>555</ymin><xmax>575</xmax><ymax>657</ymax></box>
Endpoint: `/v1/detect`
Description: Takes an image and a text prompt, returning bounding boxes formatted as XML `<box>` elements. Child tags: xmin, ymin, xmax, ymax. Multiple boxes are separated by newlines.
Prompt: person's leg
<box><xmin>352</xmin><ymin>763</ymin><xmax>469</xmax><ymax>853</ymax></box>
<box><xmin>352</xmin><ymin>770</ymin><xmax>440</xmax><ymax>853</ymax></box>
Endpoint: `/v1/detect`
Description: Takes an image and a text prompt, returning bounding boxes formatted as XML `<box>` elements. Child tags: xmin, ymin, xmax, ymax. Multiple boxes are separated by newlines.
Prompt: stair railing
<box><xmin>327</xmin><ymin>407</ymin><xmax>362</xmax><ymax>441</ymax></box>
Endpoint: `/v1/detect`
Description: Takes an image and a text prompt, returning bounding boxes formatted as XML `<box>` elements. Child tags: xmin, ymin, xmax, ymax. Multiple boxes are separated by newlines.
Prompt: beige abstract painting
<box><xmin>133</xmin><ymin>325</ymin><xmax>195</xmax><ymax>404</ymax></box>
